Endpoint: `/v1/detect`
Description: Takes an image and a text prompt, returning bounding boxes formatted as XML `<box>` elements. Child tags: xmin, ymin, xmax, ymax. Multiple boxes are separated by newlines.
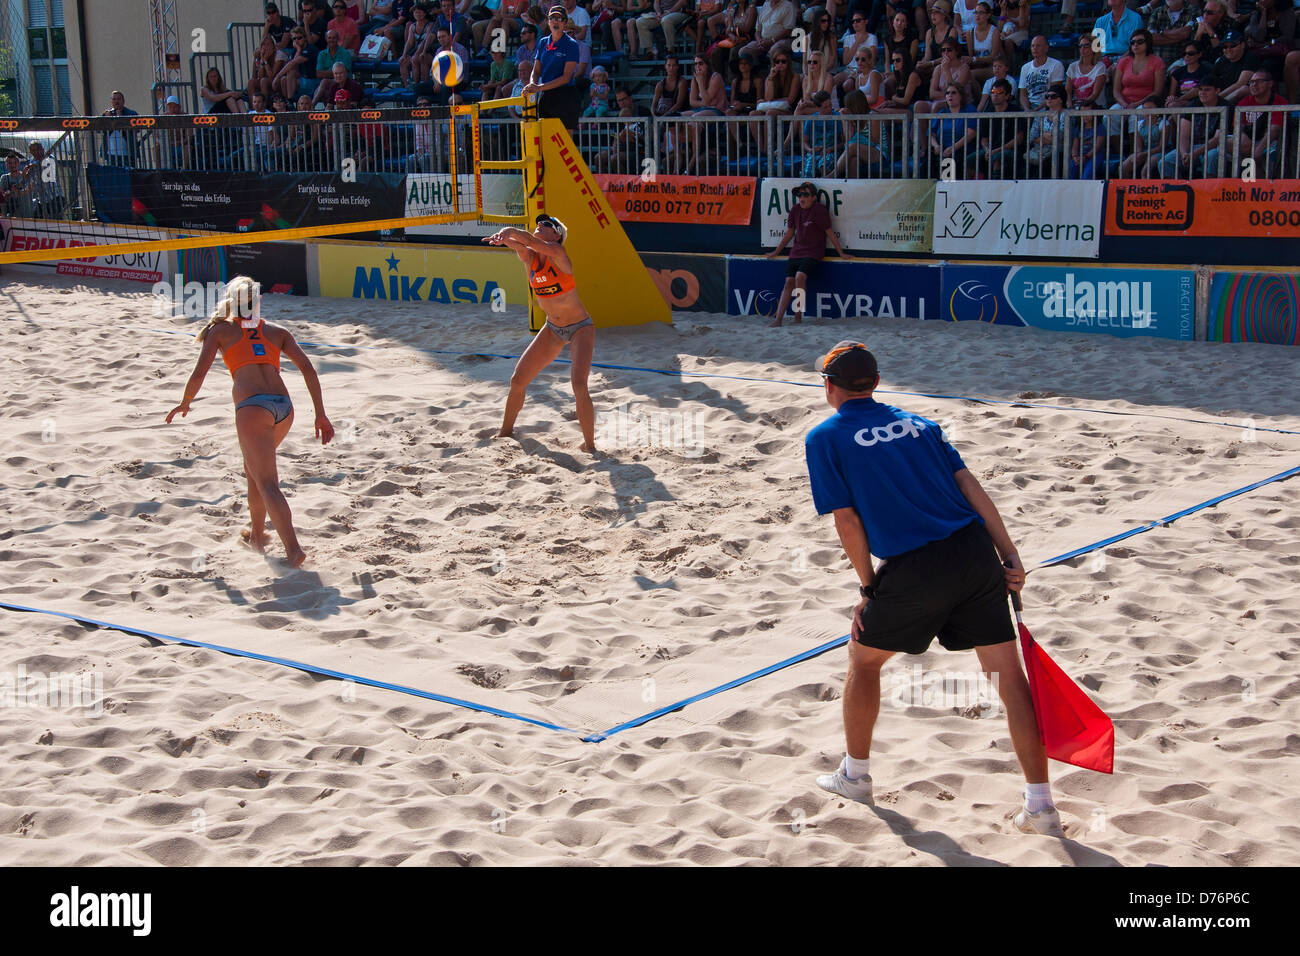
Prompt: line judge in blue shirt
<box><xmin>804</xmin><ymin>342</ymin><xmax>1061</xmax><ymax>836</ymax></box>
<box><xmin>524</xmin><ymin>5</ymin><xmax>582</xmax><ymax>132</ymax></box>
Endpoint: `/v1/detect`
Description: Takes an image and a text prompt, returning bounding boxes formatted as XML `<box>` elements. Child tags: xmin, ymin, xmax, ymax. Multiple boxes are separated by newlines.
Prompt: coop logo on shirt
<box><xmin>854</xmin><ymin>417</ymin><xmax>935</xmax><ymax>448</ymax></box>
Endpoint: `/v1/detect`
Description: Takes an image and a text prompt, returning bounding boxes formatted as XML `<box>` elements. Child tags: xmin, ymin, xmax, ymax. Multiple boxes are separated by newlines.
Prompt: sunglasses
<box><xmin>1045</xmin><ymin>92</ymin><xmax>1062</xmax><ymax>98</ymax></box>
<box><xmin>797</xmin><ymin>191</ymin><xmax>815</xmax><ymax>198</ymax></box>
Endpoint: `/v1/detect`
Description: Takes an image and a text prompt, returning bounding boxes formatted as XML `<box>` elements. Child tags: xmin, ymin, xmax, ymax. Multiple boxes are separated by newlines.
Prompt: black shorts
<box><xmin>538</xmin><ymin>83</ymin><xmax>582</xmax><ymax>132</ymax></box>
<box><xmin>786</xmin><ymin>257</ymin><xmax>821</xmax><ymax>278</ymax></box>
<box><xmin>856</xmin><ymin>520</ymin><xmax>1016</xmax><ymax>655</ymax></box>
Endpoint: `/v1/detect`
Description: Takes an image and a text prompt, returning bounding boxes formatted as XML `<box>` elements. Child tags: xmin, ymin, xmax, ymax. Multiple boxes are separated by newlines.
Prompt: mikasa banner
<box><xmin>932</xmin><ymin>180</ymin><xmax>1103</xmax><ymax>258</ymax></box>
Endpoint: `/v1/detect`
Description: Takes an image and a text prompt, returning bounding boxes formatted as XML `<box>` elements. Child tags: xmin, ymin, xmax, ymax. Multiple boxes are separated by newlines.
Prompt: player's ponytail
<box><xmin>195</xmin><ymin>276</ymin><xmax>262</xmax><ymax>342</ymax></box>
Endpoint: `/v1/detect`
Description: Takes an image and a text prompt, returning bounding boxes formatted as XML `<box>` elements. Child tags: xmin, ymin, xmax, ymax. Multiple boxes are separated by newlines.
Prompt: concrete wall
<box><xmin>72</xmin><ymin>0</ymin><xmax>260</xmax><ymax>114</ymax></box>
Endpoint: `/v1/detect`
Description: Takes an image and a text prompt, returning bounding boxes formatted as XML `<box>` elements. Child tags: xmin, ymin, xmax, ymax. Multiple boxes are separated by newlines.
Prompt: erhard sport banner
<box><xmin>1</xmin><ymin>218</ymin><xmax>169</xmax><ymax>283</ymax></box>
<box><xmin>932</xmin><ymin>180</ymin><xmax>1102</xmax><ymax>258</ymax></box>
<box><xmin>1106</xmin><ymin>179</ymin><xmax>1300</xmax><ymax>239</ymax></box>
<box><xmin>594</xmin><ymin>175</ymin><xmax>756</xmax><ymax>226</ymax></box>
<box><xmin>760</xmin><ymin>178</ymin><xmax>934</xmax><ymax>253</ymax></box>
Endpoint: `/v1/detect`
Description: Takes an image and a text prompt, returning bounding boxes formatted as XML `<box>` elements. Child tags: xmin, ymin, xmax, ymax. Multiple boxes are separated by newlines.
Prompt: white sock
<box><xmin>845</xmin><ymin>755</ymin><xmax>871</xmax><ymax>780</ymax></box>
<box><xmin>1025</xmin><ymin>782</ymin><xmax>1054</xmax><ymax>813</ymax></box>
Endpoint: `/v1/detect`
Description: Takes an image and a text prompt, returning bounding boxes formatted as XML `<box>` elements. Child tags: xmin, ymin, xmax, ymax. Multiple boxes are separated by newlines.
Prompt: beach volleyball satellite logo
<box><xmin>754</xmin><ymin>289</ymin><xmax>779</xmax><ymax>317</ymax></box>
<box><xmin>948</xmin><ymin>280</ymin><xmax>998</xmax><ymax>323</ymax></box>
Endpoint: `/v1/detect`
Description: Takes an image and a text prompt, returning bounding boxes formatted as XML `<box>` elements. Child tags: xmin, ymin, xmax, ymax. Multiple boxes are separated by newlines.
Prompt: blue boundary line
<box><xmin>22</xmin><ymin>327</ymin><xmax>1295</xmax><ymax>739</ymax></box>
<box><xmin>12</xmin><ymin>461</ymin><xmax>1286</xmax><ymax>743</ymax></box>
<box><xmin>0</xmin><ymin>600</ymin><xmax>581</xmax><ymax>736</ymax></box>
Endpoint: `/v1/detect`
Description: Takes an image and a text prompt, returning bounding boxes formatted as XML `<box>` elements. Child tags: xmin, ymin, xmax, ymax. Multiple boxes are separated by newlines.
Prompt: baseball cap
<box><xmin>1197</xmin><ymin>76</ymin><xmax>1220</xmax><ymax>88</ymax></box>
<box><xmin>932</xmin><ymin>0</ymin><xmax>954</xmax><ymax>14</ymax></box>
<box><xmin>1223</xmin><ymin>31</ymin><xmax>1243</xmax><ymax>44</ymax></box>
<box><xmin>165</xmin><ymin>94</ymin><xmax>180</xmax><ymax>106</ymax></box>
<box><xmin>535</xmin><ymin>213</ymin><xmax>567</xmax><ymax>243</ymax></box>
<box><xmin>548</xmin><ymin>5</ymin><xmax>568</xmax><ymax>18</ymax></box>
<box><xmin>818</xmin><ymin>341</ymin><xmax>879</xmax><ymax>390</ymax></box>
<box><xmin>334</xmin><ymin>89</ymin><xmax>350</xmax><ymax>101</ymax></box>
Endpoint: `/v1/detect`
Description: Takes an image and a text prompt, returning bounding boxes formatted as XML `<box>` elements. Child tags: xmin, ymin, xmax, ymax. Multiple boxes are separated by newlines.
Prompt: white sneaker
<box><xmin>816</xmin><ymin>758</ymin><xmax>873</xmax><ymax>804</ymax></box>
<box><xmin>1013</xmin><ymin>805</ymin><xmax>1064</xmax><ymax>836</ymax></box>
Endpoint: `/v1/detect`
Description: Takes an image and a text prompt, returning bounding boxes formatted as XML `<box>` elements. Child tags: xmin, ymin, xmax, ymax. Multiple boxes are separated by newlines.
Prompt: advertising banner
<box><xmin>728</xmin><ymin>257</ymin><xmax>939</xmax><ymax>320</ymax></box>
<box><xmin>642</xmin><ymin>252</ymin><xmax>727</xmax><ymax>313</ymax></box>
<box><xmin>1106</xmin><ymin>179</ymin><xmax>1300</xmax><ymax>239</ymax></box>
<box><xmin>760</xmin><ymin>178</ymin><xmax>934</xmax><ymax>252</ymax></box>
<box><xmin>316</xmin><ymin>242</ymin><xmax>528</xmax><ymax>307</ymax></box>
<box><xmin>403</xmin><ymin>172</ymin><xmax>524</xmax><ymax>237</ymax></box>
<box><xmin>176</xmin><ymin>242</ymin><xmax>309</xmax><ymax>296</ymax></box>
<box><xmin>105</xmin><ymin>170</ymin><xmax>405</xmax><ymax>233</ymax></box>
<box><xmin>940</xmin><ymin>264</ymin><xmax>1195</xmax><ymax>340</ymax></box>
<box><xmin>1208</xmin><ymin>271</ymin><xmax>1299</xmax><ymax>345</ymax></box>
<box><xmin>932</xmin><ymin>181</ymin><xmax>1103</xmax><ymax>258</ymax></box>
<box><xmin>594</xmin><ymin>175</ymin><xmax>756</xmax><ymax>226</ymax></box>
<box><xmin>2</xmin><ymin>218</ymin><xmax>169</xmax><ymax>283</ymax></box>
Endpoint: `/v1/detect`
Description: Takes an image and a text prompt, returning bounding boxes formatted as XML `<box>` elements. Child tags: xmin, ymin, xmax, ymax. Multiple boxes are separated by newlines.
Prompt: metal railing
<box><xmin>150</xmin><ymin>80</ymin><xmax>199</xmax><ymax>115</ymax></box>
<box><xmin>1231</xmin><ymin>104</ymin><xmax>1300</xmax><ymax>181</ymax></box>
<box><xmin>229</xmin><ymin>22</ymin><xmax>270</xmax><ymax>96</ymax></box>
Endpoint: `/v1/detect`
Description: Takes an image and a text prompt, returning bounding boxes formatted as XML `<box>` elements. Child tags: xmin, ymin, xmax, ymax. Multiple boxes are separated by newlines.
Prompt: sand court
<box><xmin>2</xmin><ymin>273</ymin><xmax>1298</xmax><ymax>865</ymax></box>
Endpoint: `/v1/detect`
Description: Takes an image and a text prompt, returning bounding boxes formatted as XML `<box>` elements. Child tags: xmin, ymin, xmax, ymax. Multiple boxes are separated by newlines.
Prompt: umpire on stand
<box><xmin>804</xmin><ymin>342</ymin><xmax>1062</xmax><ymax>835</ymax></box>
<box><xmin>524</xmin><ymin>5</ymin><xmax>582</xmax><ymax>133</ymax></box>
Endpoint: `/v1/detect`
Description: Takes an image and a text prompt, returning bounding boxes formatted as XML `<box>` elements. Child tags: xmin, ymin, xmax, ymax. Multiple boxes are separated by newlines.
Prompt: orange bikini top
<box><xmin>529</xmin><ymin>254</ymin><xmax>576</xmax><ymax>299</ymax></box>
<box><xmin>222</xmin><ymin>319</ymin><xmax>281</xmax><ymax>375</ymax></box>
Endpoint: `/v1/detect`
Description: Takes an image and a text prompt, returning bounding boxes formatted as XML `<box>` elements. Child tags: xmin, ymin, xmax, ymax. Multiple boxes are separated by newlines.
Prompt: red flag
<box><xmin>1012</xmin><ymin>594</ymin><xmax>1115</xmax><ymax>774</ymax></box>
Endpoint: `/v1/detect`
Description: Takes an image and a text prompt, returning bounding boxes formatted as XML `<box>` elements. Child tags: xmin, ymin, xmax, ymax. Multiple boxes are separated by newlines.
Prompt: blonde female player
<box><xmin>165</xmin><ymin>277</ymin><xmax>334</xmax><ymax>568</ymax></box>
<box><xmin>484</xmin><ymin>214</ymin><xmax>597</xmax><ymax>453</ymax></box>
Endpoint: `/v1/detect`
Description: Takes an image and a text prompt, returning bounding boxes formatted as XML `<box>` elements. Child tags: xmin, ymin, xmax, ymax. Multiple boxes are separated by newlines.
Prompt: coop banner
<box><xmin>1208</xmin><ymin>271</ymin><xmax>1300</xmax><ymax>346</ymax></box>
<box><xmin>594</xmin><ymin>175</ymin><xmax>756</xmax><ymax>226</ymax></box>
<box><xmin>403</xmin><ymin>172</ymin><xmax>525</xmax><ymax>237</ymax></box>
<box><xmin>932</xmin><ymin>180</ymin><xmax>1102</xmax><ymax>258</ymax></box>
<box><xmin>641</xmin><ymin>252</ymin><xmax>727</xmax><ymax>313</ymax></box>
<box><xmin>760</xmin><ymin>178</ymin><xmax>934</xmax><ymax>253</ymax></box>
<box><xmin>941</xmin><ymin>264</ymin><xmax>1196</xmax><ymax>340</ymax></box>
<box><xmin>1106</xmin><ymin>179</ymin><xmax>1300</xmax><ymax>239</ymax></box>
<box><xmin>103</xmin><ymin>169</ymin><xmax>405</xmax><ymax>233</ymax></box>
<box><xmin>728</xmin><ymin>257</ymin><xmax>939</xmax><ymax>320</ymax></box>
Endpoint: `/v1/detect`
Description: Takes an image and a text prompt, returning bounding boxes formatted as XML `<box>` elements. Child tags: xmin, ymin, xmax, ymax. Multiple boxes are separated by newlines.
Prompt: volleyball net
<box><xmin>0</xmin><ymin>100</ymin><xmax>530</xmax><ymax>267</ymax></box>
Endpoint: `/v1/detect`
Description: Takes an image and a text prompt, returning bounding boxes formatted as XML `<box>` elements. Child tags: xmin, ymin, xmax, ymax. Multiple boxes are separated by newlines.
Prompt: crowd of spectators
<box><xmin>54</xmin><ymin>0</ymin><xmax>1300</xmax><ymax>181</ymax></box>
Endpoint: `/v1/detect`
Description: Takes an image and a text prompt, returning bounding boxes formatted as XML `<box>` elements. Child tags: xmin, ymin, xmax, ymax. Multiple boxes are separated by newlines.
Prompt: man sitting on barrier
<box><xmin>764</xmin><ymin>182</ymin><xmax>854</xmax><ymax>328</ymax></box>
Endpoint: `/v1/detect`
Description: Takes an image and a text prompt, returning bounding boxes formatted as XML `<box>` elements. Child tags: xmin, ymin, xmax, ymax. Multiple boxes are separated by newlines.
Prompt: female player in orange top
<box><xmin>165</xmin><ymin>276</ymin><xmax>334</xmax><ymax>568</ymax></box>
<box><xmin>484</xmin><ymin>214</ymin><xmax>597</xmax><ymax>453</ymax></box>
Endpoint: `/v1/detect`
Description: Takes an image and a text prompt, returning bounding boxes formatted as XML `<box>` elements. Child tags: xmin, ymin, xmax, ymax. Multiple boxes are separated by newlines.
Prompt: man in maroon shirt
<box><xmin>764</xmin><ymin>182</ymin><xmax>853</xmax><ymax>328</ymax></box>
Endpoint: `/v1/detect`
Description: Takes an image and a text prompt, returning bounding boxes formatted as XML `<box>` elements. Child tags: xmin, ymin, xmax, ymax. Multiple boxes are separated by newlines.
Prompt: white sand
<box><xmin>2</xmin><ymin>272</ymin><xmax>1298</xmax><ymax>866</ymax></box>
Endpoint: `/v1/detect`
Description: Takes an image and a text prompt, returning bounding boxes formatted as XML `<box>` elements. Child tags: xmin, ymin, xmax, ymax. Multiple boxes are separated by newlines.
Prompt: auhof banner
<box><xmin>941</xmin><ymin>264</ymin><xmax>1195</xmax><ymax>340</ymax></box>
<box><xmin>932</xmin><ymin>181</ymin><xmax>1103</xmax><ymax>258</ymax></box>
<box><xmin>761</xmin><ymin>178</ymin><xmax>934</xmax><ymax>253</ymax></box>
<box><xmin>403</xmin><ymin>172</ymin><xmax>524</xmax><ymax>237</ymax></box>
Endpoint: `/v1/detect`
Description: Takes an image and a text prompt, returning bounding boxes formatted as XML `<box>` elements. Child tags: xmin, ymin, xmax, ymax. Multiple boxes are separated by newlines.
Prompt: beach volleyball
<box><xmin>432</xmin><ymin>49</ymin><xmax>464</xmax><ymax>88</ymax></box>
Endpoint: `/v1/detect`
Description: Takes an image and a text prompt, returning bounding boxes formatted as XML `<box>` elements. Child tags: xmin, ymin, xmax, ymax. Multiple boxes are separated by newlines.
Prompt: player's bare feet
<box><xmin>497</xmin><ymin>428</ymin><xmax>514</xmax><ymax>439</ymax></box>
<box><xmin>240</xmin><ymin>526</ymin><xmax>267</xmax><ymax>552</ymax></box>
<box><xmin>579</xmin><ymin>442</ymin><xmax>597</xmax><ymax>453</ymax></box>
<box><xmin>769</xmin><ymin>318</ymin><xmax>783</xmax><ymax>327</ymax></box>
<box><xmin>793</xmin><ymin>316</ymin><xmax>803</xmax><ymax>324</ymax></box>
<box><xmin>285</xmin><ymin>547</ymin><xmax>307</xmax><ymax>568</ymax></box>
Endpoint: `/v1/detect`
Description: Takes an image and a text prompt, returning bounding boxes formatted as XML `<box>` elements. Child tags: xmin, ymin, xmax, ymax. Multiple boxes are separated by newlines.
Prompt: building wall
<box><xmin>73</xmin><ymin>0</ymin><xmax>260</xmax><ymax>114</ymax></box>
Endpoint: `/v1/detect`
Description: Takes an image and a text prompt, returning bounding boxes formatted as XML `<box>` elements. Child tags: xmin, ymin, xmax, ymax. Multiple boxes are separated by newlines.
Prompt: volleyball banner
<box><xmin>940</xmin><ymin>264</ymin><xmax>1195</xmax><ymax>340</ymax></box>
<box><xmin>728</xmin><ymin>258</ymin><xmax>938</xmax><ymax>320</ymax></box>
<box><xmin>1208</xmin><ymin>271</ymin><xmax>1300</xmax><ymax>346</ymax></box>
<box><xmin>1106</xmin><ymin>179</ymin><xmax>1300</xmax><ymax>239</ymax></box>
<box><xmin>594</xmin><ymin>175</ymin><xmax>756</xmax><ymax>226</ymax></box>
<box><xmin>760</xmin><ymin>179</ymin><xmax>934</xmax><ymax>253</ymax></box>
